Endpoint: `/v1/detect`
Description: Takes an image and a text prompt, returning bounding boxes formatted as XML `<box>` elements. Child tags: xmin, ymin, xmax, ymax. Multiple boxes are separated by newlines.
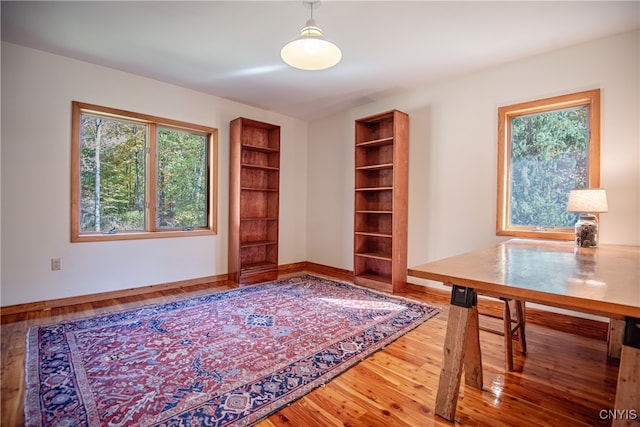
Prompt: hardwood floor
<box><xmin>1</xmin><ymin>275</ymin><xmax>619</xmax><ymax>426</ymax></box>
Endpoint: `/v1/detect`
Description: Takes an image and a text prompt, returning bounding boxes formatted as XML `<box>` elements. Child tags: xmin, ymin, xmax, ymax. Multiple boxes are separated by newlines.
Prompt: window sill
<box><xmin>72</xmin><ymin>228</ymin><xmax>216</xmax><ymax>243</ymax></box>
<box><xmin>497</xmin><ymin>228</ymin><xmax>573</xmax><ymax>241</ymax></box>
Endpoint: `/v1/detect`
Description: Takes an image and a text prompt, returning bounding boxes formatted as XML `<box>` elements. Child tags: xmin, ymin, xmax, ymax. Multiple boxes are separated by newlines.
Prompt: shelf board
<box><xmin>355</xmin><ymin>231</ymin><xmax>392</xmax><ymax>238</ymax></box>
<box><xmin>240</xmin><ymin>187</ymin><xmax>279</xmax><ymax>192</ymax></box>
<box><xmin>354</xmin><ymin>273</ymin><xmax>393</xmax><ymax>291</ymax></box>
<box><xmin>241</xmin><ymin>261</ymin><xmax>277</xmax><ymax>273</ymax></box>
<box><xmin>241</xmin><ymin>163</ymin><xmax>279</xmax><ymax>171</ymax></box>
<box><xmin>355</xmin><ymin>210</ymin><xmax>393</xmax><ymax>214</ymax></box>
<box><xmin>241</xmin><ymin>144</ymin><xmax>279</xmax><ymax>153</ymax></box>
<box><xmin>355</xmin><ymin>186</ymin><xmax>393</xmax><ymax>192</ymax></box>
<box><xmin>240</xmin><ymin>217</ymin><xmax>278</xmax><ymax>221</ymax></box>
<box><xmin>355</xmin><ymin>251</ymin><xmax>392</xmax><ymax>261</ymax></box>
<box><xmin>240</xmin><ymin>240</ymin><xmax>278</xmax><ymax>248</ymax></box>
<box><xmin>356</xmin><ymin>136</ymin><xmax>394</xmax><ymax>147</ymax></box>
<box><xmin>356</xmin><ymin>163</ymin><xmax>394</xmax><ymax>171</ymax></box>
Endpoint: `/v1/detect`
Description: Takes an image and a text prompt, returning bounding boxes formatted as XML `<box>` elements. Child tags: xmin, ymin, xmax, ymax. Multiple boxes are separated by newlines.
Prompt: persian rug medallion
<box><xmin>25</xmin><ymin>275</ymin><xmax>439</xmax><ymax>426</ymax></box>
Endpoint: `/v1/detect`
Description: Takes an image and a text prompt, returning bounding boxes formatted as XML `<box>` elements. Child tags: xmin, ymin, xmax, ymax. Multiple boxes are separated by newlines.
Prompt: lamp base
<box><xmin>575</xmin><ymin>214</ymin><xmax>598</xmax><ymax>247</ymax></box>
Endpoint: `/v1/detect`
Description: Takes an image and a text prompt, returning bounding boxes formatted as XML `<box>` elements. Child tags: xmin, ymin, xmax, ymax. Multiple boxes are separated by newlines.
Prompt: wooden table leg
<box><xmin>608</xmin><ymin>318</ymin><xmax>625</xmax><ymax>359</ymax></box>
<box><xmin>612</xmin><ymin>345</ymin><xmax>640</xmax><ymax>426</ymax></box>
<box><xmin>464</xmin><ymin>304</ymin><xmax>483</xmax><ymax>389</ymax></box>
<box><xmin>612</xmin><ymin>317</ymin><xmax>640</xmax><ymax>427</ymax></box>
<box><xmin>435</xmin><ymin>304</ymin><xmax>471</xmax><ymax>421</ymax></box>
<box><xmin>435</xmin><ymin>286</ymin><xmax>482</xmax><ymax>421</ymax></box>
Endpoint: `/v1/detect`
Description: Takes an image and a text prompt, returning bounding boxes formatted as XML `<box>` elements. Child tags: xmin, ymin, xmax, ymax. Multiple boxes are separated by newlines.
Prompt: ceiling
<box><xmin>2</xmin><ymin>1</ymin><xmax>638</xmax><ymax>121</ymax></box>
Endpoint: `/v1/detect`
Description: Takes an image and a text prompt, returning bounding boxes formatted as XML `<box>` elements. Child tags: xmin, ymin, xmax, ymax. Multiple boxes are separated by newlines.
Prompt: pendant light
<box><xmin>280</xmin><ymin>0</ymin><xmax>342</xmax><ymax>71</ymax></box>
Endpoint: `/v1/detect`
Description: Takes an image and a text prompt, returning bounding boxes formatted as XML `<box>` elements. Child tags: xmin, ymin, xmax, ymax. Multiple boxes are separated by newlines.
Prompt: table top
<box><xmin>408</xmin><ymin>239</ymin><xmax>640</xmax><ymax>318</ymax></box>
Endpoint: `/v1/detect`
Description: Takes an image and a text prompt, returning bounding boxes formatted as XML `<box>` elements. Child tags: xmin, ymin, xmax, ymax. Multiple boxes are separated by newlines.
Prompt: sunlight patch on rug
<box><xmin>25</xmin><ymin>275</ymin><xmax>439</xmax><ymax>426</ymax></box>
<box><xmin>315</xmin><ymin>297</ymin><xmax>406</xmax><ymax>311</ymax></box>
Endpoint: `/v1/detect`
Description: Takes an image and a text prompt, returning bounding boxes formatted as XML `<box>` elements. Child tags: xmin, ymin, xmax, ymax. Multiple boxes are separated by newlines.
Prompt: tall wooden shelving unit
<box><xmin>354</xmin><ymin>110</ymin><xmax>409</xmax><ymax>293</ymax></box>
<box><xmin>228</xmin><ymin>117</ymin><xmax>280</xmax><ymax>285</ymax></box>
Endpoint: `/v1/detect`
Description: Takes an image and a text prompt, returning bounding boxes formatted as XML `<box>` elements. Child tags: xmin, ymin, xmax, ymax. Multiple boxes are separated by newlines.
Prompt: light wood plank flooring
<box><xmin>1</xmin><ymin>276</ymin><xmax>619</xmax><ymax>426</ymax></box>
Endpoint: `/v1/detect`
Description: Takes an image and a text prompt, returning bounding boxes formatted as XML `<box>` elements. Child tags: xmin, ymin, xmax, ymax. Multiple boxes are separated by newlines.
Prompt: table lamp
<box><xmin>567</xmin><ymin>188</ymin><xmax>608</xmax><ymax>247</ymax></box>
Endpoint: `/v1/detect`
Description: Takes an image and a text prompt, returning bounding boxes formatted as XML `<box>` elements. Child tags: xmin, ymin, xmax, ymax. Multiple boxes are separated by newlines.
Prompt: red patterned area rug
<box><xmin>25</xmin><ymin>275</ymin><xmax>439</xmax><ymax>426</ymax></box>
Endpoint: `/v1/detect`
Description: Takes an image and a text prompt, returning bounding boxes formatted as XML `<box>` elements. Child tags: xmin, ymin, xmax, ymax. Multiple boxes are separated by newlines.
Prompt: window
<box><xmin>71</xmin><ymin>102</ymin><xmax>217</xmax><ymax>242</ymax></box>
<box><xmin>497</xmin><ymin>89</ymin><xmax>600</xmax><ymax>240</ymax></box>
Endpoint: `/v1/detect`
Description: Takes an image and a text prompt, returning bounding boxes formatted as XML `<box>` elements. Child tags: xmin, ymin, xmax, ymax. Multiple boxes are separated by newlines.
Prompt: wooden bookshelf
<box><xmin>229</xmin><ymin>118</ymin><xmax>280</xmax><ymax>285</ymax></box>
<box><xmin>354</xmin><ymin>110</ymin><xmax>409</xmax><ymax>293</ymax></box>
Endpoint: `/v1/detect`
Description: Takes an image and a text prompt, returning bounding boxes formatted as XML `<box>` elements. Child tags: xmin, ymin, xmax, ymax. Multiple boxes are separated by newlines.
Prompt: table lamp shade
<box><xmin>567</xmin><ymin>189</ymin><xmax>608</xmax><ymax>213</ymax></box>
<box><xmin>567</xmin><ymin>188</ymin><xmax>608</xmax><ymax>248</ymax></box>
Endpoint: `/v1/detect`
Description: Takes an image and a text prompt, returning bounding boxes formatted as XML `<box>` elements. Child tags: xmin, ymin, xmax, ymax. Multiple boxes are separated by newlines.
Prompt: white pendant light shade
<box><xmin>281</xmin><ymin>3</ymin><xmax>342</xmax><ymax>71</ymax></box>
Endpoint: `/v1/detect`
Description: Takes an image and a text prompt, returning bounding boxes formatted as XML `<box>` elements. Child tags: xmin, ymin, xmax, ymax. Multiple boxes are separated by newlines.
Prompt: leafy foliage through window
<box><xmin>497</xmin><ymin>90</ymin><xmax>600</xmax><ymax>240</ymax></box>
<box><xmin>79</xmin><ymin>115</ymin><xmax>146</xmax><ymax>232</ymax></box>
<box><xmin>156</xmin><ymin>128</ymin><xmax>208</xmax><ymax>229</ymax></box>
<box><xmin>72</xmin><ymin>102</ymin><xmax>217</xmax><ymax>241</ymax></box>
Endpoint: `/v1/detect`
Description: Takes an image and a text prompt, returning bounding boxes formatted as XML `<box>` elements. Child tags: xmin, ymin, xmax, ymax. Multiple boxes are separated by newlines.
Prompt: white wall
<box><xmin>1</xmin><ymin>42</ymin><xmax>308</xmax><ymax>306</ymax></box>
<box><xmin>307</xmin><ymin>30</ymin><xmax>640</xmax><ymax>281</ymax></box>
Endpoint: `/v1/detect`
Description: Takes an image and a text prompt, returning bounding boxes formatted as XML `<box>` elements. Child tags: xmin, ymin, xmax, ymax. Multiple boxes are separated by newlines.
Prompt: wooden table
<box><xmin>408</xmin><ymin>239</ymin><xmax>640</xmax><ymax>426</ymax></box>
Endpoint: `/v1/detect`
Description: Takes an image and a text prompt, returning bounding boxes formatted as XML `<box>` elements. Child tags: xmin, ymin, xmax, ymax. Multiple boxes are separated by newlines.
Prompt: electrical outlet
<box><xmin>51</xmin><ymin>258</ymin><xmax>61</xmax><ymax>271</ymax></box>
